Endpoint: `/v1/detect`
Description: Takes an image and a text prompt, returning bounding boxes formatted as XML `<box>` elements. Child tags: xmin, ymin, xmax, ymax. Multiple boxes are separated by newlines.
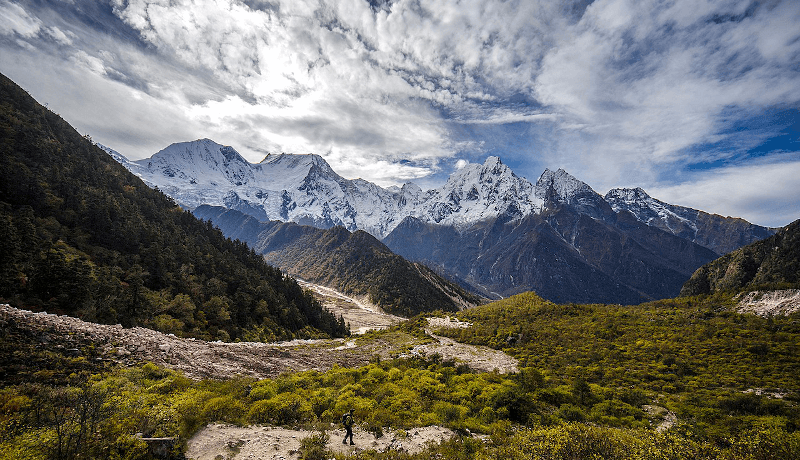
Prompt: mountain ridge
<box><xmin>0</xmin><ymin>72</ymin><xmax>346</xmax><ymax>341</ymax></box>
<box><xmin>193</xmin><ymin>205</ymin><xmax>481</xmax><ymax>316</ymax></box>
<box><xmin>107</xmin><ymin>139</ymin><xmax>776</xmax><ymax>305</ymax></box>
<box><xmin>681</xmin><ymin>218</ymin><xmax>800</xmax><ymax>296</ymax></box>
<box><xmin>109</xmin><ymin>139</ymin><xmax>773</xmax><ymax>251</ymax></box>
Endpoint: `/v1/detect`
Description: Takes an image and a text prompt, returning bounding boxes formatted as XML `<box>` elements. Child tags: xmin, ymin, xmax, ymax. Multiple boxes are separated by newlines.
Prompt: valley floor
<box><xmin>0</xmin><ymin>295</ymin><xmax>517</xmax><ymax>381</ymax></box>
<box><xmin>296</xmin><ymin>279</ymin><xmax>404</xmax><ymax>334</ymax></box>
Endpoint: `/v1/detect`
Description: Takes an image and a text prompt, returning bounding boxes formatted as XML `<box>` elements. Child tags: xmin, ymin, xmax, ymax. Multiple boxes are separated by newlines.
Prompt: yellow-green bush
<box><xmin>247</xmin><ymin>393</ymin><xmax>313</xmax><ymax>425</ymax></box>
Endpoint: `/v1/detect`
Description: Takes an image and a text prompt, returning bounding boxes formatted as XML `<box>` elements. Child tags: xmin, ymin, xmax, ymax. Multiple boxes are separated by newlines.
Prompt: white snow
<box><xmin>534</xmin><ymin>168</ymin><xmax>594</xmax><ymax>202</ymax></box>
<box><xmin>107</xmin><ymin>140</ymin><xmax>620</xmax><ymax>239</ymax></box>
<box><xmin>605</xmin><ymin>187</ymin><xmax>698</xmax><ymax>234</ymax></box>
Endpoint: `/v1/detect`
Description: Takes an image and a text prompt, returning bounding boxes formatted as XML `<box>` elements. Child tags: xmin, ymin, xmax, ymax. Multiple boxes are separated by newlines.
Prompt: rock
<box><xmin>136</xmin><ymin>435</ymin><xmax>178</xmax><ymax>459</ymax></box>
<box><xmin>65</xmin><ymin>348</ymin><xmax>81</xmax><ymax>357</ymax></box>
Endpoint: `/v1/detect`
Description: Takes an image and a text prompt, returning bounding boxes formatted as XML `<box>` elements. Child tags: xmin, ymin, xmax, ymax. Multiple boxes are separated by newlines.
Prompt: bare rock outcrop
<box><xmin>736</xmin><ymin>290</ymin><xmax>800</xmax><ymax>317</ymax></box>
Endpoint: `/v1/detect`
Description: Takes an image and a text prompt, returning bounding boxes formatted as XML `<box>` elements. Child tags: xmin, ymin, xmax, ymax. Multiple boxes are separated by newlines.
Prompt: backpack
<box><xmin>342</xmin><ymin>412</ymin><xmax>352</xmax><ymax>427</ymax></box>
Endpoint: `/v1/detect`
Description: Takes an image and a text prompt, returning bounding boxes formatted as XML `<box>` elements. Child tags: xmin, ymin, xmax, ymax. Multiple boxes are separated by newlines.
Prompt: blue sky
<box><xmin>1</xmin><ymin>0</ymin><xmax>799</xmax><ymax>227</ymax></box>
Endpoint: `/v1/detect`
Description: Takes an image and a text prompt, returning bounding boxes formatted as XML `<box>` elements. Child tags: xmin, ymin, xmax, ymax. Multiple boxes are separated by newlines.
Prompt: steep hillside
<box><xmin>0</xmin><ymin>73</ymin><xmax>346</xmax><ymax>341</ymax></box>
<box><xmin>681</xmin><ymin>219</ymin><xmax>800</xmax><ymax>296</ymax></box>
<box><xmin>193</xmin><ymin>205</ymin><xmax>480</xmax><ymax>316</ymax></box>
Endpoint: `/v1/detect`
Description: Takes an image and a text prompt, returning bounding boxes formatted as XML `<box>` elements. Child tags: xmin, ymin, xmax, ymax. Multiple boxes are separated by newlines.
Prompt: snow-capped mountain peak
<box><xmin>136</xmin><ymin>139</ymin><xmax>255</xmax><ymax>187</ymax></box>
<box><xmin>605</xmin><ymin>187</ymin><xmax>698</xmax><ymax>234</ymax></box>
<box><xmin>534</xmin><ymin>168</ymin><xmax>595</xmax><ymax>203</ymax></box>
<box><xmin>605</xmin><ymin>187</ymin><xmax>650</xmax><ymax>203</ymax></box>
<box><xmin>416</xmin><ymin>156</ymin><xmax>542</xmax><ymax>228</ymax></box>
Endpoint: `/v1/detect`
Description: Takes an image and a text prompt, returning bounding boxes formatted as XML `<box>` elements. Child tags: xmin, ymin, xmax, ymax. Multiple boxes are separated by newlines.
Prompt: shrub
<box><xmin>247</xmin><ymin>393</ymin><xmax>312</xmax><ymax>425</ymax></box>
<box><xmin>201</xmin><ymin>396</ymin><xmax>245</xmax><ymax>423</ymax></box>
<box><xmin>298</xmin><ymin>431</ymin><xmax>331</xmax><ymax>460</ymax></box>
<box><xmin>249</xmin><ymin>381</ymin><xmax>278</xmax><ymax>401</ymax></box>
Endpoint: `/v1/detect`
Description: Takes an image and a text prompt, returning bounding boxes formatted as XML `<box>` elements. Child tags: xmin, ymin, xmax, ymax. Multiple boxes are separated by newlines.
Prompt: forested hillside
<box><xmin>0</xmin><ymin>73</ymin><xmax>347</xmax><ymax>341</ymax></box>
<box><xmin>681</xmin><ymin>219</ymin><xmax>800</xmax><ymax>296</ymax></box>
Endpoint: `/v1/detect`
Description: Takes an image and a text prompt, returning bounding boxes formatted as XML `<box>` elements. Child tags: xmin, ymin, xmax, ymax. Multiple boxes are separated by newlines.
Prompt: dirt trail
<box><xmin>186</xmin><ymin>423</ymin><xmax>459</xmax><ymax>460</ymax></box>
<box><xmin>400</xmin><ymin>316</ymin><xmax>518</xmax><ymax>374</ymax></box>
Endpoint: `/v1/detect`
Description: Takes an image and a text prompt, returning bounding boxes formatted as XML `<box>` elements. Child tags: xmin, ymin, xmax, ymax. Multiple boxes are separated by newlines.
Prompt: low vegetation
<box><xmin>437</xmin><ymin>292</ymin><xmax>800</xmax><ymax>441</ymax></box>
<box><xmin>3</xmin><ymin>291</ymin><xmax>799</xmax><ymax>459</ymax></box>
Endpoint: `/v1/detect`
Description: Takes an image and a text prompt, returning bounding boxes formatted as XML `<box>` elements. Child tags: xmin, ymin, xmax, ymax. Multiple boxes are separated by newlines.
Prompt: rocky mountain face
<box><xmin>193</xmin><ymin>205</ymin><xmax>480</xmax><ymax>316</ymax></box>
<box><xmin>384</xmin><ymin>197</ymin><xmax>721</xmax><ymax>304</ymax></box>
<box><xmin>110</xmin><ymin>138</ymin><xmax>775</xmax><ymax>305</ymax></box>
<box><xmin>605</xmin><ymin>187</ymin><xmax>774</xmax><ymax>255</ymax></box>
<box><xmin>681</xmin><ymin>218</ymin><xmax>800</xmax><ymax>297</ymax></box>
<box><xmin>114</xmin><ymin>141</ymin><xmax>545</xmax><ymax>239</ymax></box>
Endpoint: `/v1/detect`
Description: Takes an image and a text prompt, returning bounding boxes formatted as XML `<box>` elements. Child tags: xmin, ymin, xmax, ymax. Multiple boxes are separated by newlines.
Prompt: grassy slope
<box><xmin>440</xmin><ymin>292</ymin><xmax>800</xmax><ymax>438</ymax></box>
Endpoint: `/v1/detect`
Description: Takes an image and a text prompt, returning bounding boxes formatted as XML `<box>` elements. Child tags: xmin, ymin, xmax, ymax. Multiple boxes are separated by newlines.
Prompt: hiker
<box><xmin>342</xmin><ymin>409</ymin><xmax>354</xmax><ymax>445</ymax></box>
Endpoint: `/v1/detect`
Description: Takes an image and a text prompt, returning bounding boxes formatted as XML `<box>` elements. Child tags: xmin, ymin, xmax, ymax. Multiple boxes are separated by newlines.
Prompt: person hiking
<box><xmin>342</xmin><ymin>409</ymin><xmax>354</xmax><ymax>445</ymax></box>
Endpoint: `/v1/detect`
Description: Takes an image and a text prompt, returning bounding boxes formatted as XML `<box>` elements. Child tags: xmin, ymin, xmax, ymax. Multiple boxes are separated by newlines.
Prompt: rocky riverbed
<box><xmin>1</xmin><ymin>303</ymin><xmax>518</xmax><ymax>380</ymax></box>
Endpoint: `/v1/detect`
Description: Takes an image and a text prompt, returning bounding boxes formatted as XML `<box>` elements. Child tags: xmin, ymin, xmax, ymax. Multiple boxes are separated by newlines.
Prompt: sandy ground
<box><xmin>186</xmin><ymin>423</ymin><xmax>458</xmax><ymax>460</ymax></box>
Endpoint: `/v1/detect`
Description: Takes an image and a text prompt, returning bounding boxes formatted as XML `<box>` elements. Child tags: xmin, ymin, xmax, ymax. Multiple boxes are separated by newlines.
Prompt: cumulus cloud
<box><xmin>0</xmin><ymin>0</ymin><xmax>798</xmax><ymax>223</ymax></box>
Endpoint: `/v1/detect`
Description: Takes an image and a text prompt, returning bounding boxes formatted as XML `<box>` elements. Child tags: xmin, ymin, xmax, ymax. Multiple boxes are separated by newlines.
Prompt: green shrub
<box><xmin>557</xmin><ymin>404</ymin><xmax>586</xmax><ymax>422</ymax></box>
<box><xmin>249</xmin><ymin>381</ymin><xmax>278</xmax><ymax>401</ymax></box>
<box><xmin>299</xmin><ymin>431</ymin><xmax>331</xmax><ymax>460</ymax></box>
<box><xmin>201</xmin><ymin>396</ymin><xmax>245</xmax><ymax>423</ymax></box>
<box><xmin>247</xmin><ymin>393</ymin><xmax>312</xmax><ymax>425</ymax></box>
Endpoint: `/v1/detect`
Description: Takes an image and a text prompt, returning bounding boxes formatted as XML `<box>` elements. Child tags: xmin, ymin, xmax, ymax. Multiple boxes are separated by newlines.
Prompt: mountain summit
<box><xmin>115</xmin><ymin>144</ymin><xmax>551</xmax><ymax>238</ymax></box>
<box><xmin>109</xmin><ymin>138</ymin><xmax>776</xmax><ymax>305</ymax></box>
<box><xmin>416</xmin><ymin>156</ymin><xmax>543</xmax><ymax>228</ymax></box>
<box><xmin>605</xmin><ymin>187</ymin><xmax>774</xmax><ymax>255</ymax></box>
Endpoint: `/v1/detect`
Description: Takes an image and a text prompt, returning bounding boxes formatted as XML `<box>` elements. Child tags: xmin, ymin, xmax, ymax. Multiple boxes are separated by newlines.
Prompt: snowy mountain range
<box><xmin>604</xmin><ymin>187</ymin><xmax>774</xmax><ymax>255</ymax></box>
<box><xmin>104</xmin><ymin>138</ymin><xmax>774</xmax><ymax>252</ymax></box>
<box><xmin>104</xmin><ymin>138</ymin><xmax>628</xmax><ymax>238</ymax></box>
<box><xmin>105</xmin><ymin>138</ymin><xmax>775</xmax><ymax>304</ymax></box>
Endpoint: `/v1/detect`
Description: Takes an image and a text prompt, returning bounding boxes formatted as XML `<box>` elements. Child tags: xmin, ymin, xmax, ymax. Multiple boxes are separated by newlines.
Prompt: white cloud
<box><xmin>0</xmin><ymin>1</ymin><xmax>42</xmax><ymax>37</ymax></box>
<box><xmin>1</xmin><ymin>0</ymin><xmax>798</xmax><ymax>224</ymax></box>
<box><xmin>0</xmin><ymin>45</ymin><xmax>202</xmax><ymax>158</ymax></box>
<box><xmin>647</xmin><ymin>157</ymin><xmax>800</xmax><ymax>228</ymax></box>
<box><xmin>534</xmin><ymin>0</ymin><xmax>800</xmax><ymax>185</ymax></box>
<box><xmin>46</xmin><ymin>26</ymin><xmax>75</xmax><ymax>45</ymax></box>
